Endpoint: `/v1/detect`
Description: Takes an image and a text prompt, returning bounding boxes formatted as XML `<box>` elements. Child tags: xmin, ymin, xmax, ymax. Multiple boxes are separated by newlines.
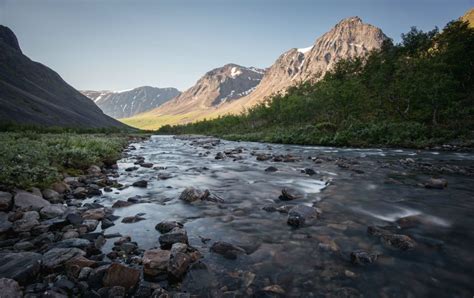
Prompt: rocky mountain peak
<box><xmin>0</xmin><ymin>25</ymin><xmax>22</xmax><ymax>53</ymax></box>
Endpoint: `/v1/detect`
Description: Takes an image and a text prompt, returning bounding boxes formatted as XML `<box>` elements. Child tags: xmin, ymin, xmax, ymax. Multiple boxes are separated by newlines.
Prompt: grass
<box><xmin>120</xmin><ymin>111</ymin><xmax>203</xmax><ymax>130</ymax></box>
<box><xmin>0</xmin><ymin>131</ymin><xmax>136</xmax><ymax>190</ymax></box>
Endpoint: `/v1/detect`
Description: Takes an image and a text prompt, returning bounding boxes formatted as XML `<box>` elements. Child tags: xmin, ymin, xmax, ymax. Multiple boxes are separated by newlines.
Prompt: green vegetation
<box><xmin>0</xmin><ymin>131</ymin><xmax>133</xmax><ymax>189</ymax></box>
<box><xmin>159</xmin><ymin>20</ymin><xmax>474</xmax><ymax>148</ymax></box>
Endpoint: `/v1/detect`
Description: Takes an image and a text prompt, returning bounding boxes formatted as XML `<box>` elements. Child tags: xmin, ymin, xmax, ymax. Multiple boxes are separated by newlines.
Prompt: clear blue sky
<box><xmin>1</xmin><ymin>0</ymin><xmax>472</xmax><ymax>91</ymax></box>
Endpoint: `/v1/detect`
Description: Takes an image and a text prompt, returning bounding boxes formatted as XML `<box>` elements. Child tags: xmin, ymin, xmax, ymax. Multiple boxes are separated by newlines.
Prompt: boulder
<box><xmin>425</xmin><ymin>178</ymin><xmax>448</xmax><ymax>189</ymax></box>
<box><xmin>0</xmin><ymin>252</ymin><xmax>42</xmax><ymax>284</ymax></box>
<box><xmin>65</xmin><ymin>256</ymin><xmax>97</xmax><ymax>278</ymax></box>
<box><xmin>210</xmin><ymin>241</ymin><xmax>246</xmax><ymax>260</ymax></box>
<box><xmin>103</xmin><ymin>263</ymin><xmax>140</xmax><ymax>290</ymax></box>
<box><xmin>12</xmin><ymin>211</ymin><xmax>40</xmax><ymax>232</ymax></box>
<box><xmin>350</xmin><ymin>250</ymin><xmax>379</xmax><ymax>265</ymax></box>
<box><xmin>0</xmin><ymin>278</ymin><xmax>22</xmax><ymax>297</ymax></box>
<box><xmin>73</xmin><ymin>187</ymin><xmax>88</xmax><ymax>199</ymax></box>
<box><xmin>155</xmin><ymin>221</ymin><xmax>183</xmax><ymax>234</ymax></box>
<box><xmin>82</xmin><ymin>208</ymin><xmax>105</xmax><ymax>220</ymax></box>
<box><xmin>279</xmin><ymin>188</ymin><xmax>304</xmax><ymax>201</ymax></box>
<box><xmin>179</xmin><ymin>187</ymin><xmax>207</xmax><ymax>203</ymax></box>
<box><xmin>87</xmin><ymin>165</ymin><xmax>102</xmax><ymax>176</ymax></box>
<box><xmin>303</xmin><ymin>168</ymin><xmax>316</xmax><ymax>175</ymax></box>
<box><xmin>142</xmin><ymin>249</ymin><xmax>171</xmax><ymax>276</ymax></box>
<box><xmin>0</xmin><ymin>191</ymin><xmax>12</xmax><ymax>211</ymax></box>
<box><xmin>42</xmin><ymin>248</ymin><xmax>86</xmax><ymax>271</ymax></box>
<box><xmin>40</xmin><ymin>204</ymin><xmax>67</xmax><ymax>219</ymax></box>
<box><xmin>112</xmin><ymin>200</ymin><xmax>133</xmax><ymax>208</ymax></box>
<box><xmin>14</xmin><ymin>192</ymin><xmax>50</xmax><ymax>210</ymax></box>
<box><xmin>42</xmin><ymin>189</ymin><xmax>63</xmax><ymax>203</ymax></box>
<box><xmin>140</xmin><ymin>163</ymin><xmax>154</xmax><ymax>168</ymax></box>
<box><xmin>168</xmin><ymin>249</ymin><xmax>191</xmax><ymax>280</ymax></box>
<box><xmin>51</xmin><ymin>182</ymin><xmax>70</xmax><ymax>194</ymax></box>
<box><xmin>287</xmin><ymin>205</ymin><xmax>319</xmax><ymax>227</ymax></box>
<box><xmin>381</xmin><ymin>234</ymin><xmax>416</xmax><ymax>251</ymax></box>
<box><xmin>0</xmin><ymin>212</ymin><xmax>12</xmax><ymax>233</ymax></box>
<box><xmin>83</xmin><ymin>219</ymin><xmax>99</xmax><ymax>231</ymax></box>
<box><xmin>264</xmin><ymin>166</ymin><xmax>278</xmax><ymax>172</ymax></box>
<box><xmin>132</xmin><ymin>180</ymin><xmax>148</xmax><ymax>188</ymax></box>
<box><xmin>159</xmin><ymin>227</ymin><xmax>188</xmax><ymax>249</ymax></box>
<box><xmin>55</xmin><ymin>238</ymin><xmax>91</xmax><ymax>249</ymax></box>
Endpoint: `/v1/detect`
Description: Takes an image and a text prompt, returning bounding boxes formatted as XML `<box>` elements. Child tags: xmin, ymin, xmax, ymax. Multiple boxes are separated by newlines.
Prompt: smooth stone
<box><xmin>0</xmin><ymin>252</ymin><xmax>42</xmax><ymax>284</ymax></box>
<box><xmin>210</xmin><ymin>241</ymin><xmax>246</xmax><ymax>260</ymax></box>
<box><xmin>51</xmin><ymin>182</ymin><xmax>70</xmax><ymax>194</ymax></box>
<box><xmin>142</xmin><ymin>249</ymin><xmax>171</xmax><ymax>276</ymax></box>
<box><xmin>40</xmin><ymin>204</ymin><xmax>67</xmax><ymax>219</ymax></box>
<box><xmin>132</xmin><ymin>180</ymin><xmax>148</xmax><ymax>188</ymax></box>
<box><xmin>42</xmin><ymin>189</ymin><xmax>63</xmax><ymax>203</ymax></box>
<box><xmin>287</xmin><ymin>205</ymin><xmax>319</xmax><ymax>227</ymax></box>
<box><xmin>103</xmin><ymin>263</ymin><xmax>140</xmax><ymax>290</ymax></box>
<box><xmin>0</xmin><ymin>212</ymin><xmax>12</xmax><ymax>233</ymax></box>
<box><xmin>121</xmin><ymin>214</ymin><xmax>146</xmax><ymax>223</ymax></box>
<box><xmin>14</xmin><ymin>192</ymin><xmax>50</xmax><ymax>210</ymax></box>
<box><xmin>159</xmin><ymin>227</ymin><xmax>188</xmax><ymax>249</ymax></box>
<box><xmin>42</xmin><ymin>248</ymin><xmax>86</xmax><ymax>271</ymax></box>
<box><xmin>264</xmin><ymin>166</ymin><xmax>278</xmax><ymax>172</ymax></box>
<box><xmin>55</xmin><ymin>238</ymin><xmax>91</xmax><ymax>249</ymax></box>
<box><xmin>350</xmin><ymin>250</ymin><xmax>379</xmax><ymax>265</ymax></box>
<box><xmin>112</xmin><ymin>200</ymin><xmax>133</xmax><ymax>208</ymax></box>
<box><xmin>101</xmin><ymin>218</ymin><xmax>114</xmax><ymax>229</ymax></box>
<box><xmin>12</xmin><ymin>211</ymin><xmax>40</xmax><ymax>232</ymax></box>
<box><xmin>425</xmin><ymin>178</ymin><xmax>448</xmax><ymax>189</ymax></box>
<box><xmin>82</xmin><ymin>219</ymin><xmax>99</xmax><ymax>231</ymax></box>
<box><xmin>82</xmin><ymin>208</ymin><xmax>105</xmax><ymax>220</ymax></box>
<box><xmin>155</xmin><ymin>221</ymin><xmax>183</xmax><ymax>234</ymax></box>
<box><xmin>279</xmin><ymin>188</ymin><xmax>304</xmax><ymax>201</ymax></box>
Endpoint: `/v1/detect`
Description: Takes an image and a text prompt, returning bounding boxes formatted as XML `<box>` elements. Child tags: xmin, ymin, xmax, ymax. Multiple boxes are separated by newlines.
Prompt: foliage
<box><xmin>0</xmin><ymin>132</ymin><xmax>129</xmax><ymax>189</ymax></box>
<box><xmin>158</xmin><ymin>20</ymin><xmax>474</xmax><ymax>148</ymax></box>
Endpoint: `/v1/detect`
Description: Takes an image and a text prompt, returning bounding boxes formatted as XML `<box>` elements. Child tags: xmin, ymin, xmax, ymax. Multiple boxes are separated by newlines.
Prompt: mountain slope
<box><xmin>123</xmin><ymin>16</ymin><xmax>386</xmax><ymax>129</ymax></box>
<box><xmin>122</xmin><ymin>64</ymin><xmax>264</xmax><ymax>128</ymax></box>
<box><xmin>0</xmin><ymin>25</ymin><xmax>126</xmax><ymax>128</ymax></box>
<box><xmin>461</xmin><ymin>8</ymin><xmax>474</xmax><ymax>27</ymax></box>
<box><xmin>82</xmin><ymin>86</ymin><xmax>180</xmax><ymax>119</ymax></box>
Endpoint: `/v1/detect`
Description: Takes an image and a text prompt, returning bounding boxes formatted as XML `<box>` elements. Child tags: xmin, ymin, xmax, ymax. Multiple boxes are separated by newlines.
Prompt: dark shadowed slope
<box><xmin>0</xmin><ymin>25</ymin><xmax>126</xmax><ymax>128</ymax></box>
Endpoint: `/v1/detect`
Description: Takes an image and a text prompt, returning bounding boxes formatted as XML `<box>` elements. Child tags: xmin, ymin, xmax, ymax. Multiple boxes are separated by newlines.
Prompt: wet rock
<box><xmin>112</xmin><ymin>200</ymin><xmax>133</xmax><ymax>208</ymax></box>
<box><xmin>73</xmin><ymin>187</ymin><xmax>88</xmax><ymax>199</ymax></box>
<box><xmin>125</xmin><ymin>166</ymin><xmax>138</xmax><ymax>172</ymax></box>
<box><xmin>42</xmin><ymin>189</ymin><xmax>63</xmax><ymax>204</ymax></box>
<box><xmin>350</xmin><ymin>250</ymin><xmax>379</xmax><ymax>265</ymax></box>
<box><xmin>210</xmin><ymin>241</ymin><xmax>246</xmax><ymax>260</ymax></box>
<box><xmin>120</xmin><ymin>242</ymin><xmax>138</xmax><ymax>254</ymax></box>
<box><xmin>65</xmin><ymin>256</ymin><xmax>97</xmax><ymax>278</ymax></box>
<box><xmin>159</xmin><ymin>227</ymin><xmax>188</xmax><ymax>249</ymax></box>
<box><xmin>141</xmin><ymin>162</ymin><xmax>154</xmax><ymax>168</ymax></box>
<box><xmin>215</xmin><ymin>152</ymin><xmax>225</xmax><ymax>160</ymax></box>
<box><xmin>256</xmin><ymin>153</ymin><xmax>272</xmax><ymax>161</ymax></box>
<box><xmin>303</xmin><ymin>168</ymin><xmax>316</xmax><ymax>175</ymax></box>
<box><xmin>179</xmin><ymin>187</ymin><xmax>207</xmax><ymax>203</ymax></box>
<box><xmin>143</xmin><ymin>249</ymin><xmax>171</xmax><ymax>276</ymax></box>
<box><xmin>14</xmin><ymin>192</ymin><xmax>50</xmax><ymax>210</ymax></box>
<box><xmin>101</xmin><ymin>218</ymin><xmax>114</xmax><ymax>229</ymax></box>
<box><xmin>78</xmin><ymin>267</ymin><xmax>93</xmax><ymax>280</ymax></box>
<box><xmin>157</xmin><ymin>173</ymin><xmax>173</xmax><ymax>180</ymax></box>
<box><xmin>122</xmin><ymin>214</ymin><xmax>146</xmax><ymax>223</ymax></box>
<box><xmin>168</xmin><ymin>245</ymin><xmax>192</xmax><ymax>280</ymax></box>
<box><xmin>264</xmin><ymin>166</ymin><xmax>278</xmax><ymax>172</ymax></box>
<box><xmin>62</xmin><ymin>230</ymin><xmax>80</xmax><ymax>240</ymax></box>
<box><xmin>132</xmin><ymin>180</ymin><xmax>148</xmax><ymax>188</ymax></box>
<box><xmin>287</xmin><ymin>205</ymin><xmax>319</xmax><ymax>227</ymax></box>
<box><xmin>108</xmin><ymin>286</ymin><xmax>126</xmax><ymax>297</ymax></box>
<box><xmin>40</xmin><ymin>204</ymin><xmax>67</xmax><ymax>219</ymax></box>
<box><xmin>103</xmin><ymin>263</ymin><xmax>140</xmax><ymax>290</ymax></box>
<box><xmin>0</xmin><ymin>252</ymin><xmax>42</xmax><ymax>284</ymax></box>
<box><xmin>276</xmin><ymin>205</ymin><xmax>293</xmax><ymax>214</ymax></box>
<box><xmin>0</xmin><ymin>278</ymin><xmax>22</xmax><ymax>297</ymax></box>
<box><xmin>262</xmin><ymin>205</ymin><xmax>277</xmax><ymax>212</ymax></box>
<box><xmin>424</xmin><ymin>178</ymin><xmax>448</xmax><ymax>189</ymax></box>
<box><xmin>82</xmin><ymin>208</ymin><xmax>105</xmax><ymax>220</ymax></box>
<box><xmin>381</xmin><ymin>234</ymin><xmax>416</xmax><ymax>251</ymax></box>
<box><xmin>42</xmin><ymin>248</ymin><xmax>86</xmax><ymax>271</ymax></box>
<box><xmin>0</xmin><ymin>191</ymin><xmax>13</xmax><ymax>211</ymax></box>
<box><xmin>155</xmin><ymin>220</ymin><xmax>183</xmax><ymax>234</ymax></box>
<box><xmin>279</xmin><ymin>188</ymin><xmax>303</xmax><ymax>201</ymax></box>
<box><xmin>12</xmin><ymin>211</ymin><xmax>40</xmax><ymax>232</ymax></box>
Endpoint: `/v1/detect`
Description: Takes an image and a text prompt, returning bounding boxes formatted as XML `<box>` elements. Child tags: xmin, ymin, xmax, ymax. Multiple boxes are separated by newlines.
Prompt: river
<box><xmin>89</xmin><ymin>135</ymin><xmax>474</xmax><ymax>297</ymax></box>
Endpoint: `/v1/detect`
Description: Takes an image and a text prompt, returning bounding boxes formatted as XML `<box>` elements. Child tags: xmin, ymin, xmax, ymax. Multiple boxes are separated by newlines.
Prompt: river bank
<box><xmin>1</xmin><ymin>135</ymin><xmax>473</xmax><ymax>297</ymax></box>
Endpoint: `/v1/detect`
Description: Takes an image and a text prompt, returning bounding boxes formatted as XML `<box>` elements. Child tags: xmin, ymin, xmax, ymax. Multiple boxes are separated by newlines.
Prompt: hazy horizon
<box><xmin>1</xmin><ymin>0</ymin><xmax>471</xmax><ymax>92</ymax></box>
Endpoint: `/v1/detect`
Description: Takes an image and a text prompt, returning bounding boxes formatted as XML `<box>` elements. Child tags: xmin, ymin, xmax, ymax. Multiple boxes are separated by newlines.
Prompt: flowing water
<box><xmin>91</xmin><ymin>135</ymin><xmax>474</xmax><ymax>297</ymax></box>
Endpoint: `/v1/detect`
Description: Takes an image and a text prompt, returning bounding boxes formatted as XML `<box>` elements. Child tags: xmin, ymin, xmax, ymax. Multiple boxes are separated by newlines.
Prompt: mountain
<box><xmin>461</xmin><ymin>8</ymin><xmax>474</xmax><ymax>27</ymax></box>
<box><xmin>0</xmin><ymin>25</ymin><xmax>125</xmax><ymax>128</ymax></box>
<box><xmin>82</xmin><ymin>86</ymin><xmax>180</xmax><ymax>119</ymax></box>
<box><xmin>122</xmin><ymin>64</ymin><xmax>265</xmax><ymax>127</ymax></box>
<box><xmin>123</xmin><ymin>16</ymin><xmax>387</xmax><ymax>130</ymax></box>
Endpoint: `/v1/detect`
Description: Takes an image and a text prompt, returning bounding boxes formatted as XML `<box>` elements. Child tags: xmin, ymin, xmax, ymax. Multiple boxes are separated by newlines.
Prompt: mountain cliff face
<box><xmin>461</xmin><ymin>8</ymin><xmax>474</xmax><ymax>27</ymax></box>
<box><xmin>82</xmin><ymin>86</ymin><xmax>180</xmax><ymax>119</ymax></box>
<box><xmin>122</xmin><ymin>16</ymin><xmax>387</xmax><ymax>129</ymax></box>
<box><xmin>143</xmin><ymin>64</ymin><xmax>265</xmax><ymax>116</ymax></box>
<box><xmin>0</xmin><ymin>25</ymin><xmax>125</xmax><ymax>128</ymax></box>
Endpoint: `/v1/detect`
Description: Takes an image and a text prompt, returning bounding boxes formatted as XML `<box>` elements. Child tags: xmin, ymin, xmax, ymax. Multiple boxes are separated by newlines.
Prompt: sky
<box><xmin>1</xmin><ymin>0</ymin><xmax>472</xmax><ymax>91</ymax></box>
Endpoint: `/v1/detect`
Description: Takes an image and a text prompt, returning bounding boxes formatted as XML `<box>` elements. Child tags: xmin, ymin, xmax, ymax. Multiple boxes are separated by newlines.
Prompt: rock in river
<box><xmin>0</xmin><ymin>278</ymin><xmax>22</xmax><ymax>297</ymax></box>
<box><xmin>210</xmin><ymin>241</ymin><xmax>246</xmax><ymax>260</ymax></box>
<box><xmin>425</xmin><ymin>178</ymin><xmax>448</xmax><ymax>189</ymax></box>
<box><xmin>159</xmin><ymin>227</ymin><xmax>188</xmax><ymax>249</ymax></box>
<box><xmin>350</xmin><ymin>250</ymin><xmax>379</xmax><ymax>265</ymax></box>
<box><xmin>279</xmin><ymin>188</ymin><xmax>304</xmax><ymax>201</ymax></box>
<box><xmin>0</xmin><ymin>252</ymin><xmax>42</xmax><ymax>284</ymax></box>
<box><xmin>155</xmin><ymin>220</ymin><xmax>183</xmax><ymax>234</ymax></box>
<box><xmin>42</xmin><ymin>248</ymin><xmax>86</xmax><ymax>271</ymax></box>
<box><xmin>132</xmin><ymin>180</ymin><xmax>148</xmax><ymax>188</ymax></box>
<box><xmin>287</xmin><ymin>205</ymin><xmax>319</xmax><ymax>227</ymax></box>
